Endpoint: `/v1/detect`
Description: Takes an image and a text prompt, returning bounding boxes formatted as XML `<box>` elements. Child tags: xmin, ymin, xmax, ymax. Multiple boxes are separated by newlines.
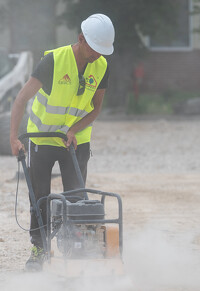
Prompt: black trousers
<box><xmin>29</xmin><ymin>141</ymin><xmax>90</xmax><ymax>247</ymax></box>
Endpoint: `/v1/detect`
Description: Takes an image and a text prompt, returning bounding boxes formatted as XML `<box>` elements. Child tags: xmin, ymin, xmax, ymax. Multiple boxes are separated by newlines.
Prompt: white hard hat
<box><xmin>81</xmin><ymin>14</ymin><xmax>115</xmax><ymax>55</ymax></box>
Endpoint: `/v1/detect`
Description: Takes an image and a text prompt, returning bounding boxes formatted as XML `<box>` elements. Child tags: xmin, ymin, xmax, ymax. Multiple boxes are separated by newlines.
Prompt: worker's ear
<box><xmin>79</xmin><ymin>33</ymin><xmax>86</xmax><ymax>44</ymax></box>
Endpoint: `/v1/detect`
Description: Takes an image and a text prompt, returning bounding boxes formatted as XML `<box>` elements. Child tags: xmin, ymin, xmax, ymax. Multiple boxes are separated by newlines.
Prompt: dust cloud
<box><xmin>124</xmin><ymin>227</ymin><xmax>200</xmax><ymax>290</ymax></box>
<box><xmin>1</xmin><ymin>228</ymin><xmax>200</xmax><ymax>291</ymax></box>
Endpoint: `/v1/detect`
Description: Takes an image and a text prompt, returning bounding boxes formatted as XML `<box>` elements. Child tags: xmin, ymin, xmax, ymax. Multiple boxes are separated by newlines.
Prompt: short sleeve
<box><xmin>31</xmin><ymin>52</ymin><xmax>54</xmax><ymax>95</ymax></box>
<box><xmin>97</xmin><ymin>66</ymin><xmax>110</xmax><ymax>89</ymax></box>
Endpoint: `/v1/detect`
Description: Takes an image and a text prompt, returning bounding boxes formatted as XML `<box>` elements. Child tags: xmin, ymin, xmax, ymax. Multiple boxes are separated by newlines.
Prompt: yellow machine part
<box><xmin>103</xmin><ymin>224</ymin><xmax>120</xmax><ymax>258</ymax></box>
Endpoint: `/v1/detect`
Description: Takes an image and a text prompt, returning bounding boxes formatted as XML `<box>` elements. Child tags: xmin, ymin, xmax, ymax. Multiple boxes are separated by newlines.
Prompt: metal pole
<box><xmin>18</xmin><ymin>150</ymin><xmax>47</xmax><ymax>253</ymax></box>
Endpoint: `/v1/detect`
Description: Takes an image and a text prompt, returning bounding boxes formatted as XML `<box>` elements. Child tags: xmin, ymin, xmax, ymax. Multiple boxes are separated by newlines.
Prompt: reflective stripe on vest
<box><xmin>30</xmin><ymin>109</ymin><xmax>93</xmax><ymax>133</ymax></box>
<box><xmin>36</xmin><ymin>91</ymin><xmax>88</xmax><ymax>118</ymax></box>
<box><xmin>29</xmin><ymin>110</ymin><xmax>70</xmax><ymax>133</ymax></box>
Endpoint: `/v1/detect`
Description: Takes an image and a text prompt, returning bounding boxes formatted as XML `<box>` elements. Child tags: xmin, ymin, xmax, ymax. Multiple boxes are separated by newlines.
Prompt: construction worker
<box><xmin>10</xmin><ymin>13</ymin><xmax>115</xmax><ymax>271</ymax></box>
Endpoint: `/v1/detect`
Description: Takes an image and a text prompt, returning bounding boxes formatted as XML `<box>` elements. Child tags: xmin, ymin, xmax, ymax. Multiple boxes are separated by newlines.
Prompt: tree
<box><xmin>59</xmin><ymin>0</ymin><xmax>178</xmax><ymax>108</ymax></box>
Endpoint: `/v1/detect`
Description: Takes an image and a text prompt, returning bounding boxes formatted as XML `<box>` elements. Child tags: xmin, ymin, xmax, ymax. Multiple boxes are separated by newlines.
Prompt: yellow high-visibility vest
<box><xmin>27</xmin><ymin>45</ymin><xmax>107</xmax><ymax>147</ymax></box>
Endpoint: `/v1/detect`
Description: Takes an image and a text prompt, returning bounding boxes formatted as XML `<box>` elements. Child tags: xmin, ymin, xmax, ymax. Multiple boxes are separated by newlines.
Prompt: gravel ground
<box><xmin>1</xmin><ymin>114</ymin><xmax>200</xmax><ymax>290</ymax></box>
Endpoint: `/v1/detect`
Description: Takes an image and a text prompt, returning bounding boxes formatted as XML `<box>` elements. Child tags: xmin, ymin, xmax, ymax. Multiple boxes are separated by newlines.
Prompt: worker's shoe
<box><xmin>25</xmin><ymin>246</ymin><xmax>46</xmax><ymax>272</ymax></box>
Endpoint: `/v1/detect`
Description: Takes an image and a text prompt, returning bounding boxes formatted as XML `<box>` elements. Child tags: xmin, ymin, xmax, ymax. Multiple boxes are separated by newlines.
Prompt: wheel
<box><xmin>0</xmin><ymin>112</ymin><xmax>29</xmax><ymax>155</ymax></box>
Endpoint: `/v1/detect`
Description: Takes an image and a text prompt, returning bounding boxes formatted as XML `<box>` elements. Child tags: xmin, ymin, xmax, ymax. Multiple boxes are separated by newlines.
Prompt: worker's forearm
<box><xmin>10</xmin><ymin>77</ymin><xmax>42</xmax><ymax>143</ymax></box>
<box><xmin>64</xmin><ymin>108</ymin><xmax>101</xmax><ymax>149</ymax></box>
<box><xmin>10</xmin><ymin>96</ymin><xmax>27</xmax><ymax>141</ymax></box>
<box><xmin>69</xmin><ymin>89</ymin><xmax>104</xmax><ymax>135</ymax></box>
<box><xmin>69</xmin><ymin>107</ymin><xmax>100</xmax><ymax>134</ymax></box>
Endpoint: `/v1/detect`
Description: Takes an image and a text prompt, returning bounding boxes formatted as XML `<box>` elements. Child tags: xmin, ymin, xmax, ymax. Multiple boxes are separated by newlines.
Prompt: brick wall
<box><xmin>142</xmin><ymin>51</ymin><xmax>200</xmax><ymax>93</ymax></box>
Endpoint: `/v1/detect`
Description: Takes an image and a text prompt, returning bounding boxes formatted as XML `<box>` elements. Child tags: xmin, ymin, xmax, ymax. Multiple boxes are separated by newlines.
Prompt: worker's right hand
<box><xmin>10</xmin><ymin>138</ymin><xmax>25</xmax><ymax>156</ymax></box>
<box><xmin>63</xmin><ymin>129</ymin><xmax>77</xmax><ymax>150</ymax></box>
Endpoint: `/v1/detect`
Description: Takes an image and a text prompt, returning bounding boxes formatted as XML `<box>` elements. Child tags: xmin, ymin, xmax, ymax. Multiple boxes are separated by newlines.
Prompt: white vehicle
<box><xmin>0</xmin><ymin>49</ymin><xmax>33</xmax><ymax>155</ymax></box>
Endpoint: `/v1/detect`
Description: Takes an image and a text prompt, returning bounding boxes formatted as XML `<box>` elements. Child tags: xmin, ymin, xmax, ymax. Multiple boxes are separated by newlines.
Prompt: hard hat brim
<box><xmin>85</xmin><ymin>36</ymin><xmax>114</xmax><ymax>55</ymax></box>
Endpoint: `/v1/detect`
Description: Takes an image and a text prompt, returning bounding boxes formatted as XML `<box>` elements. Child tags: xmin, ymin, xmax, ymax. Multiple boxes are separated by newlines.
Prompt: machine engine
<box><xmin>51</xmin><ymin>199</ymin><xmax>106</xmax><ymax>258</ymax></box>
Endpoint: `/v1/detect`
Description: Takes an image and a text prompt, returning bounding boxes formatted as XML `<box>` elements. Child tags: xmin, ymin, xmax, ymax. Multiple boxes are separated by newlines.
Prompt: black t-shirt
<box><xmin>32</xmin><ymin>52</ymin><xmax>109</xmax><ymax>95</ymax></box>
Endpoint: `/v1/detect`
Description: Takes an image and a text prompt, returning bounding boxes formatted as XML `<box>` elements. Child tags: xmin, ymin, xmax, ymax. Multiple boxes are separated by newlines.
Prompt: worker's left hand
<box><xmin>63</xmin><ymin>129</ymin><xmax>77</xmax><ymax>150</ymax></box>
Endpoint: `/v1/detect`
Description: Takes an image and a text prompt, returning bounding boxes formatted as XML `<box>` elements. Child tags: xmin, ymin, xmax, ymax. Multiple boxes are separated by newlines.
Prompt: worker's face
<box><xmin>79</xmin><ymin>34</ymin><xmax>101</xmax><ymax>63</ymax></box>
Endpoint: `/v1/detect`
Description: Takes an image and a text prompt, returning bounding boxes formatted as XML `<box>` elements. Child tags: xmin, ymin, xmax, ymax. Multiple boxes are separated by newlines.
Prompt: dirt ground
<box><xmin>1</xmin><ymin>114</ymin><xmax>200</xmax><ymax>290</ymax></box>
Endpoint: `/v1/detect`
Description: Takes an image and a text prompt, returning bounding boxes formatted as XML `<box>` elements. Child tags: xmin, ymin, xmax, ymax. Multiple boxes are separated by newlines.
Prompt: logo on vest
<box><xmin>58</xmin><ymin>74</ymin><xmax>71</xmax><ymax>84</ymax></box>
<box><xmin>85</xmin><ymin>75</ymin><xmax>97</xmax><ymax>91</ymax></box>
